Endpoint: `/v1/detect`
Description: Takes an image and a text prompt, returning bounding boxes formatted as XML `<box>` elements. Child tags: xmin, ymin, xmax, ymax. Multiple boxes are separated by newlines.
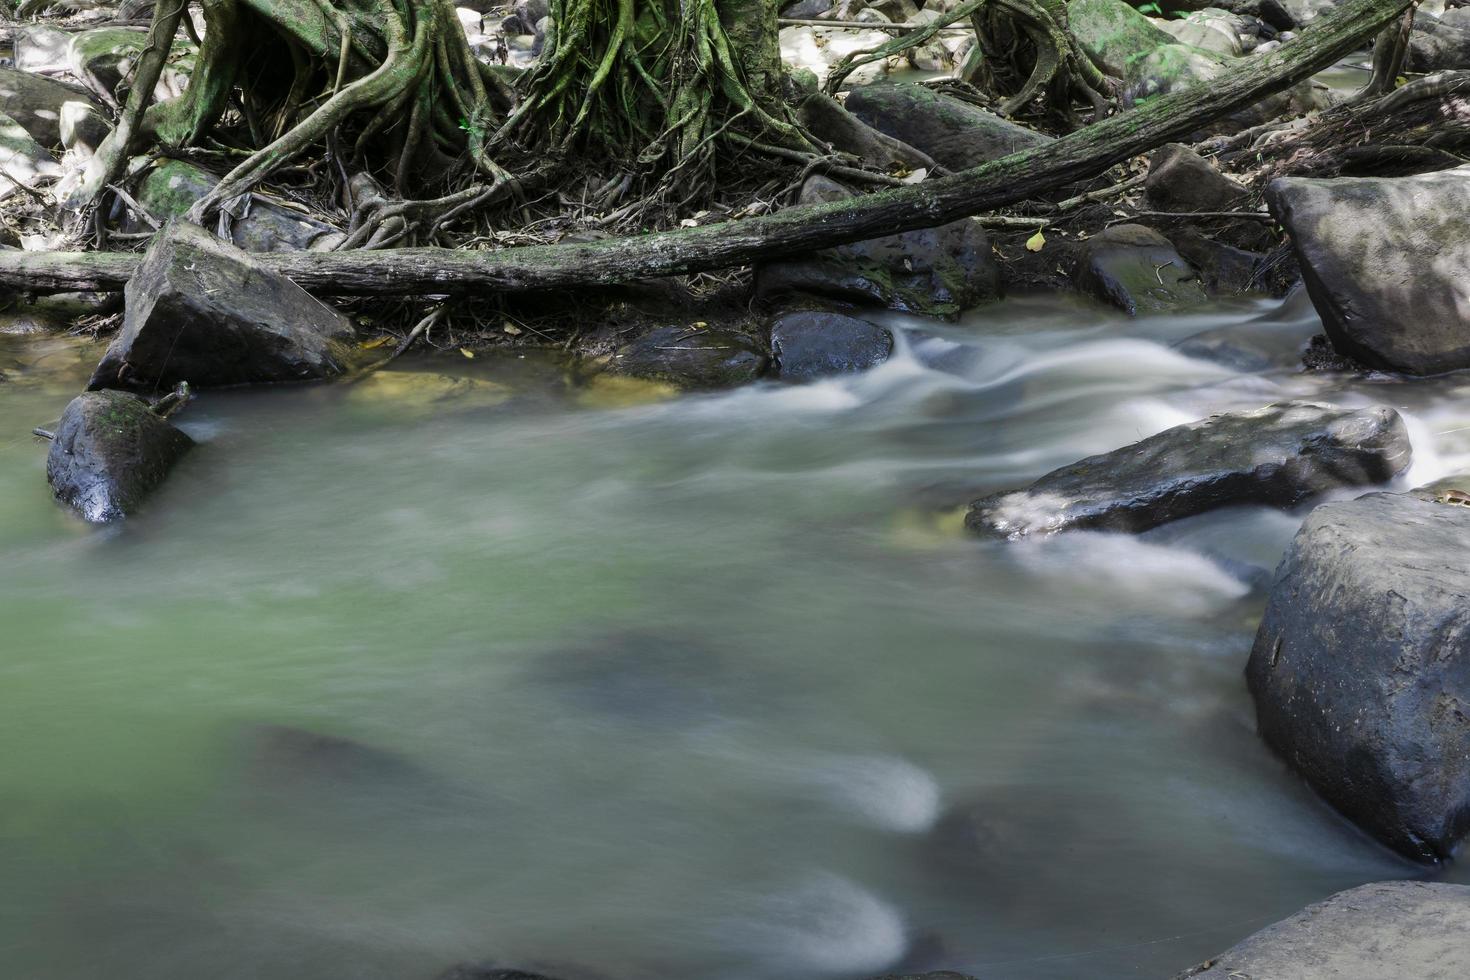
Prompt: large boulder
<box><xmin>1246</xmin><ymin>484</ymin><xmax>1470</xmax><ymax>862</ymax></box>
<box><xmin>1258</xmin><ymin>0</ymin><xmax>1341</xmax><ymax>30</ymax></box>
<box><xmin>1157</xmin><ymin>8</ymin><xmax>1247</xmax><ymax>56</ymax></box>
<box><xmin>841</xmin><ymin>82</ymin><xmax>1052</xmax><ymax>171</ymax></box>
<box><xmin>13</xmin><ymin>25</ymin><xmax>74</xmax><ymax>74</ymax></box>
<box><xmin>67</xmin><ymin>28</ymin><xmax>191</xmax><ymax>104</ymax></box>
<box><xmin>966</xmin><ymin>401</ymin><xmax>1411</xmax><ymax>538</ymax></box>
<box><xmin>1408</xmin><ymin>18</ymin><xmax>1470</xmax><ymax>72</ymax></box>
<box><xmin>46</xmin><ymin>389</ymin><xmax>194</xmax><ymax>523</ymax></box>
<box><xmin>122</xmin><ymin>157</ymin><xmax>345</xmax><ymax>251</ymax></box>
<box><xmin>0</xmin><ymin>66</ymin><xmax>103</xmax><ymax>149</ymax></box>
<box><xmin>1177</xmin><ymin>882</ymin><xmax>1470</xmax><ymax>978</ymax></box>
<box><xmin>89</xmin><ymin>222</ymin><xmax>358</xmax><ymax>392</ymax></box>
<box><xmin>769</xmin><ymin>309</ymin><xmax>894</xmax><ymax>381</ymax></box>
<box><xmin>1072</xmin><ymin>224</ymin><xmax>1209</xmax><ymax>315</ymax></box>
<box><xmin>1265</xmin><ymin>167</ymin><xmax>1470</xmax><ymax>375</ymax></box>
<box><xmin>757</xmin><ymin>175</ymin><xmax>1002</xmax><ymax>318</ymax></box>
<box><xmin>604</xmin><ymin>324</ymin><xmax>769</xmax><ymax>389</ymax></box>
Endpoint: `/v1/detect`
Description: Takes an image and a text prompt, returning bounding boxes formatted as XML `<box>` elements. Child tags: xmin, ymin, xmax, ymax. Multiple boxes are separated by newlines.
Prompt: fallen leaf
<box><xmin>1025</xmin><ymin>230</ymin><xmax>1046</xmax><ymax>252</ymax></box>
<box><xmin>503</xmin><ymin>322</ymin><xmax>523</xmax><ymax>336</ymax></box>
<box><xmin>360</xmin><ymin>335</ymin><xmax>393</xmax><ymax>350</ymax></box>
<box><xmin>900</xmin><ymin>167</ymin><xmax>928</xmax><ymax>184</ymax></box>
<box><xmin>460</xmin><ymin>347</ymin><xmax>475</xmax><ymax>358</ymax></box>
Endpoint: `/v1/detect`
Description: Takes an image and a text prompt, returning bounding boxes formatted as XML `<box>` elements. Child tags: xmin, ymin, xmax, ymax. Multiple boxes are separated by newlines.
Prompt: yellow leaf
<box><xmin>503</xmin><ymin>322</ymin><xmax>522</xmax><ymax>336</ymax></box>
<box><xmin>1025</xmin><ymin>230</ymin><xmax>1046</xmax><ymax>252</ymax></box>
<box><xmin>360</xmin><ymin>335</ymin><xmax>393</xmax><ymax>350</ymax></box>
<box><xmin>459</xmin><ymin>347</ymin><xmax>475</xmax><ymax>358</ymax></box>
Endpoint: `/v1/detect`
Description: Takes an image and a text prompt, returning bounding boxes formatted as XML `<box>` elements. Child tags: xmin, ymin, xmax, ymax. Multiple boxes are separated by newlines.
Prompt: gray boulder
<box><xmin>1145</xmin><ymin>143</ymin><xmax>1251</xmax><ymax>214</ymax></box>
<box><xmin>0</xmin><ymin>111</ymin><xmax>60</xmax><ymax>200</ymax></box>
<box><xmin>1265</xmin><ymin>167</ymin><xmax>1470</xmax><ymax>375</ymax></box>
<box><xmin>757</xmin><ymin>175</ymin><xmax>1002</xmax><ymax>318</ymax></box>
<box><xmin>89</xmin><ymin>222</ymin><xmax>358</xmax><ymax>392</ymax></box>
<box><xmin>13</xmin><ymin>25</ymin><xmax>73</xmax><ymax>74</ymax></box>
<box><xmin>0</xmin><ymin>66</ymin><xmax>103</xmax><ymax>148</ymax></box>
<box><xmin>1246</xmin><ymin>484</ymin><xmax>1470</xmax><ymax>862</ymax></box>
<box><xmin>770</xmin><ymin>309</ymin><xmax>894</xmax><ymax>381</ymax></box>
<box><xmin>606</xmin><ymin>325</ymin><xmax>769</xmax><ymax>389</ymax></box>
<box><xmin>46</xmin><ymin>389</ymin><xmax>194</xmax><ymax>523</ymax></box>
<box><xmin>795</xmin><ymin>91</ymin><xmax>937</xmax><ymax>174</ymax></box>
<box><xmin>1072</xmin><ymin>224</ymin><xmax>1208</xmax><ymax>315</ymax></box>
<box><xmin>1177</xmin><ymin>882</ymin><xmax>1470</xmax><ymax>978</ymax></box>
<box><xmin>842</xmin><ymin>82</ymin><xmax>1051</xmax><ymax>171</ymax></box>
<box><xmin>1407</xmin><ymin>18</ymin><xmax>1470</xmax><ymax>72</ymax></box>
<box><xmin>966</xmin><ymin>401</ymin><xmax>1411</xmax><ymax>538</ymax></box>
<box><xmin>1258</xmin><ymin>0</ymin><xmax>1340</xmax><ymax>29</ymax></box>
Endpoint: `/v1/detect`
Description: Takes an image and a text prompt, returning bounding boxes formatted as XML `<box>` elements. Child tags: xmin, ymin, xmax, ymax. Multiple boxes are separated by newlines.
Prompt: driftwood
<box><xmin>0</xmin><ymin>0</ymin><xmax>1411</xmax><ymax>297</ymax></box>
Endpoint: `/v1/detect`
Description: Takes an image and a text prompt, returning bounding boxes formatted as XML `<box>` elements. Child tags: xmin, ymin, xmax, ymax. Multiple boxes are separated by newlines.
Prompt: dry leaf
<box><xmin>360</xmin><ymin>336</ymin><xmax>393</xmax><ymax>350</ymax></box>
<box><xmin>900</xmin><ymin>167</ymin><xmax>928</xmax><ymax>185</ymax></box>
<box><xmin>460</xmin><ymin>347</ymin><xmax>475</xmax><ymax>358</ymax></box>
<box><xmin>1025</xmin><ymin>230</ymin><xmax>1046</xmax><ymax>252</ymax></box>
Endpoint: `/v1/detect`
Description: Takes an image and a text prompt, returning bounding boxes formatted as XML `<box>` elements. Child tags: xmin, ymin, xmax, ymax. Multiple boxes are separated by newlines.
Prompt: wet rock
<box><xmin>0</xmin><ymin>66</ymin><xmax>103</xmax><ymax>149</ymax></box>
<box><xmin>1265</xmin><ymin>166</ymin><xmax>1470</xmax><ymax>375</ymax></box>
<box><xmin>842</xmin><ymin>82</ymin><xmax>1051</xmax><ymax>171</ymax></box>
<box><xmin>770</xmin><ymin>309</ymin><xmax>894</xmax><ymax>381</ymax></box>
<box><xmin>1177</xmin><ymin>881</ymin><xmax>1470</xmax><ymax>978</ymax></box>
<box><xmin>1174</xmin><ymin>285</ymin><xmax>1320</xmax><ymax>369</ymax></box>
<box><xmin>0</xmin><ymin>111</ymin><xmax>60</xmax><ymax>199</ymax></box>
<box><xmin>966</xmin><ymin>401</ymin><xmax>1411</xmax><ymax>538</ymax></box>
<box><xmin>757</xmin><ymin>175</ymin><xmax>1002</xmax><ymax>318</ymax></box>
<box><xmin>89</xmin><ymin>221</ymin><xmax>357</xmax><ymax>393</ymax></box>
<box><xmin>1408</xmin><ymin>18</ymin><xmax>1470</xmax><ymax>73</ymax></box>
<box><xmin>1145</xmin><ymin>144</ymin><xmax>1251</xmax><ymax>214</ymax></box>
<box><xmin>45</xmin><ymin>389</ymin><xmax>194</xmax><ymax>523</ymax></box>
<box><xmin>1072</xmin><ymin>224</ymin><xmax>1207</xmax><ymax>315</ymax></box>
<box><xmin>606</xmin><ymin>324</ymin><xmax>768</xmax><ymax>389</ymax></box>
<box><xmin>1246</xmin><ymin>485</ymin><xmax>1470</xmax><ymax>862</ymax></box>
<box><xmin>123</xmin><ymin>157</ymin><xmax>345</xmax><ymax>251</ymax></box>
<box><xmin>1169</xmin><ymin>227</ymin><xmax>1265</xmax><ymax>295</ymax></box>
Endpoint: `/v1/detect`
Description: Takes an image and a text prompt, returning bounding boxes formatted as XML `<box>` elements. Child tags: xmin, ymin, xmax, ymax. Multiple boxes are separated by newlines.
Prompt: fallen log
<box><xmin>0</xmin><ymin>0</ymin><xmax>1411</xmax><ymax>297</ymax></box>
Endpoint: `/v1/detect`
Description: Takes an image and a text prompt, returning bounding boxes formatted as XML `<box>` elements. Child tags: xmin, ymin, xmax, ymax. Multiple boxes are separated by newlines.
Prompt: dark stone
<box><xmin>1265</xmin><ymin>167</ymin><xmax>1470</xmax><ymax>375</ymax></box>
<box><xmin>1176</xmin><ymin>882</ymin><xmax>1470</xmax><ymax>978</ymax></box>
<box><xmin>757</xmin><ymin>175</ymin><xmax>1002</xmax><ymax>319</ymax></box>
<box><xmin>0</xmin><ymin>65</ymin><xmax>103</xmax><ymax>148</ymax></box>
<box><xmin>45</xmin><ymin>389</ymin><xmax>194</xmax><ymax>523</ymax></box>
<box><xmin>607</xmin><ymin>324</ymin><xmax>768</xmax><ymax>389</ymax></box>
<box><xmin>1246</xmin><ymin>487</ymin><xmax>1470</xmax><ymax>862</ymax></box>
<box><xmin>89</xmin><ymin>221</ymin><xmax>357</xmax><ymax>393</ymax></box>
<box><xmin>770</xmin><ymin>309</ymin><xmax>894</xmax><ymax>381</ymax></box>
<box><xmin>1072</xmin><ymin>224</ymin><xmax>1208</xmax><ymax>315</ymax></box>
<box><xmin>842</xmin><ymin>82</ymin><xmax>1051</xmax><ymax>171</ymax></box>
<box><xmin>435</xmin><ymin>969</ymin><xmax>564</xmax><ymax>980</ymax></box>
<box><xmin>1300</xmin><ymin>332</ymin><xmax>1363</xmax><ymax>373</ymax></box>
<box><xmin>781</xmin><ymin>0</ymin><xmax>834</xmax><ymax>16</ymax></box>
<box><xmin>1407</xmin><ymin>18</ymin><xmax>1470</xmax><ymax>73</ymax></box>
<box><xmin>1169</xmin><ymin>227</ymin><xmax>1264</xmax><ymax>295</ymax></box>
<box><xmin>966</xmin><ymin>401</ymin><xmax>1412</xmax><ymax>538</ymax></box>
<box><xmin>1145</xmin><ymin>144</ymin><xmax>1251</xmax><ymax>214</ymax></box>
<box><xmin>795</xmin><ymin>91</ymin><xmax>936</xmax><ymax>174</ymax></box>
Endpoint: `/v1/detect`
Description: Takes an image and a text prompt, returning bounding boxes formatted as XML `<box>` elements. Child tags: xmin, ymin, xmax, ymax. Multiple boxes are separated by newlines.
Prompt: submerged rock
<box><xmin>1072</xmin><ymin>224</ymin><xmax>1208</xmax><ymax>315</ymax></box>
<box><xmin>1177</xmin><ymin>881</ymin><xmax>1470</xmax><ymax>978</ymax></box>
<box><xmin>757</xmin><ymin>175</ymin><xmax>1002</xmax><ymax>319</ymax></box>
<box><xmin>0</xmin><ymin>66</ymin><xmax>103</xmax><ymax>149</ymax></box>
<box><xmin>769</xmin><ymin>309</ymin><xmax>894</xmax><ymax>382</ymax></box>
<box><xmin>1266</xmin><ymin>166</ymin><xmax>1470</xmax><ymax>376</ymax></box>
<box><xmin>842</xmin><ymin>82</ymin><xmax>1051</xmax><ymax>171</ymax></box>
<box><xmin>90</xmin><ymin>222</ymin><xmax>357</xmax><ymax>393</ymax></box>
<box><xmin>966</xmin><ymin>402</ymin><xmax>1411</xmax><ymax>538</ymax></box>
<box><xmin>45</xmin><ymin>389</ymin><xmax>194</xmax><ymax>523</ymax></box>
<box><xmin>1246</xmin><ymin>485</ymin><xmax>1470</xmax><ymax>862</ymax></box>
<box><xmin>606</xmin><ymin>324</ymin><xmax>768</xmax><ymax>389</ymax></box>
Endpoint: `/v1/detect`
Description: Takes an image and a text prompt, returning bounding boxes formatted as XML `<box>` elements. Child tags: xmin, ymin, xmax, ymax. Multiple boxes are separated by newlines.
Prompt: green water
<box><xmin>2</xmin><ymin>294</ymin><xmax>1467</xmax><ymax>980</ymax></box>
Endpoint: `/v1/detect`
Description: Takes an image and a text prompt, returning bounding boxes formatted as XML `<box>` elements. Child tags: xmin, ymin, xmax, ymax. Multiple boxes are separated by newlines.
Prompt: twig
<box><xmin>32</xmin><ymin>428</ymin><xmax>54</xmax><ymax>440</ymax></box>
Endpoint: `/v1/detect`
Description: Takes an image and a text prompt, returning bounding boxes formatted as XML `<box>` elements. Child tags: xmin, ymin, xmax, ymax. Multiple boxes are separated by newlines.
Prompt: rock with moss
<box><xmin>46</xmin><ymin>389</ymin><xmax>194</xmax><ymax>524</ymax></box>
<box><xmin>1156</xmin><ymin>8</ymin><xmax>1247</xmax><ymax>56</ymax></box>
<box><xmin>90</xmin><ymin>221</ymin><xmax>359</xmax><ymax>393</ymax></box>
<box><xmin>0</xmin><ymin>66</ymin><xmax>103</xmax><ymax>149</ymax></box>
<box><xmin>604</xmin><ymin>325</ymin><xmax>769</xmax><ymax>389</ymax></box>
<box><xmin>841</xmin><ymin>82</ymin><xmax>1051</xmax><ymax>171</ymax></box>
<box><xmin>1072</xmin><ymin>224</ymin><xmax>1208</xmax><ymax>315</ymax></box>
<box><xmin>756</xmin><ymin>175</ymin><xmax>1002</xmax><ymax>319</ymax></box>
<box><xmin>67</xmin><ymin>28</ymin><xmax>192</xmax><ymax>104</ymax></box>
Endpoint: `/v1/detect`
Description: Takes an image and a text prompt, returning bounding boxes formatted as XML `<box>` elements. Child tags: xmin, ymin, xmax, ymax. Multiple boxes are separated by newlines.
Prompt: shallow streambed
<box><xmin>2</xmin><ymin>292</ymin><xmax>1467</xmax><ymax>980</ymax></box>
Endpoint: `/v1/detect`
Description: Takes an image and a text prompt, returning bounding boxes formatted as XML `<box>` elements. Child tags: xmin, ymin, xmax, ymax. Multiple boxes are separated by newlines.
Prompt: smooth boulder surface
<box><xmin>1266</xmin><ymin>167</ymin><xmax>1470</xmax><ymax>375</ymax></box>
<box><xmin>0</xmin><ymin>111</ymin><xmax>60</xmax><ymax>199</ymax></box>
<box><xmin>1408</xmin><ymin>18</ymin><xmax>1470</xmax><ymax>73</ymax></box>
<box><xmin>1177</xmin><ymin>881</ymin><xmax>1470</xmax><ymax>978</ymax></box>
<box><xmin>46</xmin><ymin>389</ymin><xmax>194</xmax><ymax>523</ymax></box>
<box><xmin>1072</xmin><ymin>224</ymin><xmax>1208</xmax><ymax>315</ymax></box>
<box><xmin>607</xmin><ymin>325</ymin><xmax>768</xmax><ymax>389</ymax></box>
<box><xmin>90</xmin><ymin>222</ymin><xmax>358</xmax><ymax>392</ymax></box>
<box><xmin>967</xmin><ymin>402</ymin><xmax>1411</xmax><ymax>538</ymax></box>
<box><xmin>0</xmin><ymin>66</ymin><xmax>103</xmax><ymax>148</ymax></box>
<box><xmin>757</xmin><ymin>175</ymin><xmax>1002</xmax><ymax>318</ymax></box>
<box><xmin>1146</xmin><ymin>144</ymin><xmax>1251</xmax><ymax>214</ymax></box>
<box><xmin>1246</xmin><ymin>485</ymin><xmax>1470</xmax><ymax>862</ymax></box>
<box><xmin>842</xmin><ymin>82</ymin><xmax>1051</xmax><ymax>171</ymax></box>
<box><xmin>770</xmin><ymin>309</ymin><xmax>894</xmax><ymax>381</ymax></box>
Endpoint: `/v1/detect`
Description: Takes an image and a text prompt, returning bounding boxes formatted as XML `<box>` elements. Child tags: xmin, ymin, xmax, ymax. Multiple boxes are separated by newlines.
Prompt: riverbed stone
<box><xmin>1072</xmin><ymin>224</ymin><xmax>1208</xmax><ymax>315</ymax></box>
<box><xmin>770</xmin><ymin>309</ymin><xmax>894</xmax><ymax>381</ymax></box>
<box><xmin>1177</xmin><ymin>881</ymin><xmax>1470</xmax><ymax>978</ymax></box>
<box><xmin>1408</xmin><ymin>18</ymin><xmax>1470</xmax><ymax>72</ymax></box>
<box><xmin>606</xmin><ymin>324</ymin><xmax>769</xmax><ymax>389</ymax></box>
<box><xmin>45</xmin><ymin>389</ymin><xmax>194</xmax><ymax>523</ymax></box>
<box><xmin>1145</xmin><ymin>144</ymin><xmax>1251</xmax><ymax>214</ymax></box>
<box><xmin>842</xmin><ymin>82</ymin><xmax>1052</xmax><ymax>171</ymax></box>
<box><xmin>757</xmin><ymin>175</ymin><xmax>1002</xmax><ymax>318</ymax></box>
<box><xmin>0</xmin><ymin>66</ymin><xmax>103</xmax><ymax>149</ymax></box>
<box><xmin>1246</xmin><ymin>485</ymin><xmax>1470</xmax><ymax>862</ymax></box>
<box><xmin>89</xmin><ymin>221</ymin><xmax>358</xmax><ymax>392</ymax></box>
<box><xmin>966</xmin><ymin>401</ymin><xmax>1411</xmax><ymax>538</ymax></box>
<box><xmin>1265</xmin><ymin>166</ymin><xmax>1470</xmax><ymax>375</ymax></box>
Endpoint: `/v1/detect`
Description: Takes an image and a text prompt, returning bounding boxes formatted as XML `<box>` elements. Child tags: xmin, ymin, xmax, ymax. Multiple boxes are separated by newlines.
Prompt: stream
<box><xmin>3</xmin><ymin>290</ymin><xmax>1469</xmax><ymax>979</ymax></box>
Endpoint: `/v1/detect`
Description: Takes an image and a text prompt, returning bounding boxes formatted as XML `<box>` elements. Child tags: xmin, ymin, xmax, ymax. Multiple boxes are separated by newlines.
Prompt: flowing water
<box><xmin>3</xmin><ymin>291</ymin><xmax>1470</xmax><ymax>980</ymax></box>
